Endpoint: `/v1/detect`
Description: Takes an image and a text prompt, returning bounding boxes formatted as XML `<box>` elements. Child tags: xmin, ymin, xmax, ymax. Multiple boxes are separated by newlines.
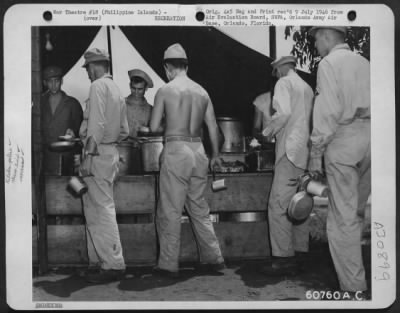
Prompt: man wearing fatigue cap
<box><xmin>260</xmin><ymin>55</ymin><xmax>314</xmax><ymax>275</ymax></box>
<box><xmin>79</xmin><ymin>48</ymin><xmax>129</xmax><ymax>283</ymax></box>
<box><xmin>39</xmin><ymin>65</ymin><xmax>83</xmax><ymax>175</ymax></box>
<box><xmin>150</xmin><ymin>43</ymin><xmax>225</xmax><ymax>277</ymax></box>
<box><xmin>308</xmin><ymin>26</ymin><xmax>371</xmax><ymax>296</ymax></box>
<box><xmin>125</xmin><ymin>69</ymin><xmax>155</xmax><ymax>137</ymax></box>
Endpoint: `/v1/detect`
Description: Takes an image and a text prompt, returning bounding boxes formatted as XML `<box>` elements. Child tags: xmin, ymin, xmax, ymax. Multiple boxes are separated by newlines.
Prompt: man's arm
<box><xmin>150</xmin><ymin>88</ymin><xmax>165</xmax><ymax>133</ymax></box>
<box><xmin>309</xmin><ymin>60</ymin><xmax>343</xmax><ymax>159</ymax></box>
<box><xmin>308</xmin><ymin>60</ymin><xmax>343</xmax><ymax>175</ymax></box>
<box><xmin>118</xmin><ymin>96</ymin><xmax>129</xmax><ymax>142</ymax></box>
<box><xmin>262</xmin><ymin>79</ymin><xmax>291</xmax><ymax>139</ymax></box>
<box><xmin>86</xmin><ymin>81</ymin><xmax>107</xmax><ymax>147</ymax></box>
<box><xmin>253</xmin><ymin>107</ymin><xmax>263</xmax><ymax>136</ymax></box>
<box><xmin>79</xmin><ymin>81</ymin><xmax>107</xmax><ymax>177</ymax></box>
<box><xmin>204</xmin><ymin>97</ymin><xmax>222</xmax><ymax>169</ymax></box>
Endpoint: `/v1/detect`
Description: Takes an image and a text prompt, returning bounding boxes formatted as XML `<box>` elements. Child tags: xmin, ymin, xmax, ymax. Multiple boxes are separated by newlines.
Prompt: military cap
<box><xmin>271</xmin><ymin>56</ymin><xmax>297</xmax><ymax>75</ymax></box>
<box><xmin>128</xmin><ymin>69</ymin><xmax>154</xmax><ymax>88</ymax></box>
<box><xmin>164</xmin><ymin>43</ymin><xmax>187</xmax><ymax>60</ymax></box>
<box><xmin>309</xmin><ymin>26</ymin><xmax>348</xmax><ymax>37</ymax></box>
<box><xmin>43</xmin><ymin>66</ymin><xmax>63</xmax><ymax>79</ymax></box>
<box><xmin>82</xmin><ymin>48</ymin><xmax>110</xmax><ymax>67</ymax></box>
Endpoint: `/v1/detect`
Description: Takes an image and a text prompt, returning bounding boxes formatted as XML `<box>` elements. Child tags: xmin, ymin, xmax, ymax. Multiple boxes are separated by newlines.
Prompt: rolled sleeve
<box><xmin>87</xmin><ymin>81</ymin><xmax>107</xmax><ymax>145</ymax></box>
<box><xmin>310</xmin><ymin>60</ymin><xmax>343</xmax><ymax>158</ymax></box>
<box><xmin>262</xmin><ymin>79</ymin><xmax>291</xmax><ymax>137</ymax></box>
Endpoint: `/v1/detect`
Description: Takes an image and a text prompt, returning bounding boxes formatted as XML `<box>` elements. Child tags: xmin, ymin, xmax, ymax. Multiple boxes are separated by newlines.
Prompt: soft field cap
<box><xmin>164</xmin><ymin>43</ymin><xmax>187</xmax><ymax>60</ymax></box>
<box><xmin>43</xmin><ymin>66</ymin><xmax>63</xmax><ymax>79</ymax></box>
<box><xmin>271</xmin><ymin>56</ymin><xmax>297</xmax><ymax>69</ymax></box>
<box><xmin>82</xmin><ymin>48</ymin><xmax>110</xmax><ymax>67</ymax></box>
<box><xmin>309</xmin><ymin>26</ymin><xmax>347</xmax><ymax>37</ymax></box>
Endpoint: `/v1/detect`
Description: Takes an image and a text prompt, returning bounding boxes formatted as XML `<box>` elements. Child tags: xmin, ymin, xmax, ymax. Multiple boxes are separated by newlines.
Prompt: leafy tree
<box><xmin>285</xmin><ymin>26</ymin><xmax>370</xmax><ymax>74</ymax></box>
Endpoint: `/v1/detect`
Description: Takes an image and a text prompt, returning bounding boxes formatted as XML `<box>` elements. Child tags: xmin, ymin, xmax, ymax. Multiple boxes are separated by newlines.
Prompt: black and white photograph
<box><xmin>3</xmin><ymin>4</ymin><xmax>396</xmax><ymax>310</ymax></box>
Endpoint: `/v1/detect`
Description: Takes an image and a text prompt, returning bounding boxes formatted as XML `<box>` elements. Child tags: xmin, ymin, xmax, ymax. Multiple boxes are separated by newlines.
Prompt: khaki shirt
<box><xmin>263</xmin><ymin>70</ymin><xmax>314</xmax><ymax>169</ymax></box>
<box><xmin>80</xmin><ymin>74</ymin><xmax>129</xmax><ymax>145</ymax></box>
<box><xmin>310</xmin><ymin>44</ymin><xmax>370</xmax><ymax>158</ymax></box>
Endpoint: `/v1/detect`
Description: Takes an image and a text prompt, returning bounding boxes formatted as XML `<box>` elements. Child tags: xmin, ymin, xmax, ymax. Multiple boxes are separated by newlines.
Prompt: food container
<box><xmin>217</xmin><ymin>117</ymin><xmax>246</xmax><ymax>153</ymax></box>
<box><xmin>140</xmin><ymin>137</ymin><xmax>164</xmax><ymax>172</ymax></box>
<box><xmin>246</xmin><ymin>149</ymin><xmax>275</xmax><ymax>171</ymax></box>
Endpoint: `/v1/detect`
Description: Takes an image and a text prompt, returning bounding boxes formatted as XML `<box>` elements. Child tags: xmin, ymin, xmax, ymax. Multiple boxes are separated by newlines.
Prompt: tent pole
<box><xmin>269</xmin><ymin>26</ymin><xmax>276</xmax><ymax>60</ymax></box>
<box><xmin>32</xmin><ymin>26</ymin><xmax>48</xmax><ymax>274</ymax></box>
<box><xmin>107</xmin><ymin>26</ymin><xmax>113</xmax><ymax>76</ymax></box>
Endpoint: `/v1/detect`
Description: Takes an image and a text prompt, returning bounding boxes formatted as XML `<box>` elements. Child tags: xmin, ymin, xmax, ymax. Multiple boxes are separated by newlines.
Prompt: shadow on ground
<box><xmin>34</xmin><ymin>273</ymin><xmax>96</xmax><ymax>298</ymax></box>
<box><xmin>118</xmin><ymin>266</ymin><xmax>223</xmax><ymax>292</ymax></box>
<box><xmin>234</xmin><ymin>243</ymin><xmax>371</xmax><ymax>294</ymax></box>
<box><xmin>33</xmin><ymin>266</ymin><xmax>224</xmax><ymax>297</ymax></box>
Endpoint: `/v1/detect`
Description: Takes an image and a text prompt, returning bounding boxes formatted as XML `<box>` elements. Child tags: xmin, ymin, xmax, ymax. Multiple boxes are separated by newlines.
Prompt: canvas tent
<box><xmin>39</xmin><ymin>26</ymin><xmax>313</xmax><ymax>134</ymax></box>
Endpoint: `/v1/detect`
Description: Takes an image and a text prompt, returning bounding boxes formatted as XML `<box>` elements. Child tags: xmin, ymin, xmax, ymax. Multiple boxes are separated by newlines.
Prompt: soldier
<box><xmin>40</xmin><ymin>66</ymin><xmax>83</xmax><ymax>175</ymax></box>
<box><xmin>150</xmin><ymin>43</ymin><xmax>225</xmax><ymax>277</ymax></box>
<box><xmin>79</xmin><ymin>48</ymin><xmax>129</xmax><ymax>283</ymax></box>
<box><xmin>261</xmin><ymin>56</ymin><xmax>314</xmax><ymax>275</ymax></box>
<box><xmin>308</xmin><ymin>26</ymin><xmax>370</xmax><ymax>297</ymax></box>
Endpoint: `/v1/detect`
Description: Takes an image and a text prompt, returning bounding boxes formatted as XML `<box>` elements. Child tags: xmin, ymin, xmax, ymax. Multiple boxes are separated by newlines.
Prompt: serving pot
<box><xmin>217</xmin><ymin>117</ymin><xmax>245</xmax><ymax>153</ymax></box>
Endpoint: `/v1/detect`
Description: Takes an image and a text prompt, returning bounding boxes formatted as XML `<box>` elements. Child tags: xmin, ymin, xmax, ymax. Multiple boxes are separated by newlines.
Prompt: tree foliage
<box><xmin>285</xmin><ymin>26</ymin><xmax>370</xmax><ymax>74</ymax></box>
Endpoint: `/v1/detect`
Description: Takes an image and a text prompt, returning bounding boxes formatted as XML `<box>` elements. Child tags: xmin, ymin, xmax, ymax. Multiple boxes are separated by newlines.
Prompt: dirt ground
<box><xmin>33</xmin><ymin>243</ymin><xmax>371</xmax><ymax>303</ymax></box>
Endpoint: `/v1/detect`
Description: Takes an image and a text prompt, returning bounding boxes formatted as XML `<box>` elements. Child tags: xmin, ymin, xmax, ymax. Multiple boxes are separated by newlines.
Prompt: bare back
<box><xmin>162</xmin><ymin>75</ymin><xmax>209</xmax><ymax>137</ymax></box>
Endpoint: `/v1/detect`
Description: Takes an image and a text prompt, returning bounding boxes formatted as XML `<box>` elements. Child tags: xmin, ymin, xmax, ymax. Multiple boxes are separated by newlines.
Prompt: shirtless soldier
<box><xmin>150</xmin><ymin>43</ymin><xmax>225</xmax><ymax>277</ymax></box>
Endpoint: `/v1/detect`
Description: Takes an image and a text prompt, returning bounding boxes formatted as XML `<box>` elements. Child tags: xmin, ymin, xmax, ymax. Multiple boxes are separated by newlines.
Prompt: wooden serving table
<box><xmin>33</xmin><ymin>172</ymin><xmax>274</xmax><ymax>266</ymax></box>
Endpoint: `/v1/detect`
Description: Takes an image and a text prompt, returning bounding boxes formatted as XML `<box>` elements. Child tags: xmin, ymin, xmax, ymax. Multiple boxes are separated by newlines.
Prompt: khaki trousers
<box><xmin>268</xmin><ymin>155</ymin><xmax>310</xmax><ymax>257</ymax></box>
<box><xmin>325</xmin><ymin>120</ymin><xmax>371</xmax><ymax>292</ymax></box>
<box><xmin>82</xmin><ymin>145</ymin><xmax>126</xmax><ymax>270</ymax></box>
<box><xmin>157</xmin><ymin>141</ymin><xmax>224</xmax><ymax>272</ymax></box>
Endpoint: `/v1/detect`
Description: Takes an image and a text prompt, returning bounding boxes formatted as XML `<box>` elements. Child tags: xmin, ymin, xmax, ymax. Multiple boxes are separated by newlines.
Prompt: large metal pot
<box><xmin>141</xmin><ymin>137</ymin><xmax>164</xmax><ymax>172</ymax></box>
<box><xmin>217</xmin><ymin>117</ymin><xmax>246</xmax><ymax>153</ymax></box>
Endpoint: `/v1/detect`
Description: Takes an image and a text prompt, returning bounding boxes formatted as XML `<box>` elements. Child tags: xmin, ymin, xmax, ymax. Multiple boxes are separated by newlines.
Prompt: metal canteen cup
<box><xmin>287</xmin><ymin>191</ymin><xmax>314</xmax><ymax>221</ymax></box>
<box><xmin>306</xmin><ymin>180</ymin><xmax>328</xmax><ymax>197</ymax></box>
<box><xmin>68</xmin><ymin>176</ymin><xmax>88</xmax><ymax>196</ymax></box>
<box><xmin>211</xmin><ymin>170</ymin><xmax>227</xmax><ymax>192</ymax></box>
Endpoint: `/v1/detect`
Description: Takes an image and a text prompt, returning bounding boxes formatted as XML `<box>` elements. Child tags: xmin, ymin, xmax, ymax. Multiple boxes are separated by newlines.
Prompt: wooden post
<box><xmin>107</xmin><ymin>26</ymin><xmax>113</xmax><ymax>76</ymax></box>
<box><xmin>32</xmin><ymin>27</ymin><xmax>48</xmax><ymax>274</ymax></box>
<box><xmin>269</xmin><ymin>26</ymin><xmax>276</xmax><ymax>60</ymax></box>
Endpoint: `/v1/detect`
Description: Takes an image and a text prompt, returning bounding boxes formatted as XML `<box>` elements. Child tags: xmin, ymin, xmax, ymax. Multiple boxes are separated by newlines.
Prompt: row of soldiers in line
<box><xmin>37</xmin><ymin>26</ymin><xmax>370</xmax><ymax>298</ymax></box>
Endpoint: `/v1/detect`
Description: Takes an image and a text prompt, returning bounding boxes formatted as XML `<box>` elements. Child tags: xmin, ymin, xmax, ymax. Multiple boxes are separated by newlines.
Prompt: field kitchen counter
<box><xmin>33</xmin><ymin>172</ymin><xmax>274</xmax><ymax>266</ymax></box>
